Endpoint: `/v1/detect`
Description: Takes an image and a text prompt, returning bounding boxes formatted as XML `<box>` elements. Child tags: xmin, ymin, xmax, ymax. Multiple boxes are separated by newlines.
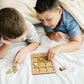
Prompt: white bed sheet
<box><xmin>0</xmin><ymin>25</ymin><xmax>84</xmax><ymax>84</ymax></box>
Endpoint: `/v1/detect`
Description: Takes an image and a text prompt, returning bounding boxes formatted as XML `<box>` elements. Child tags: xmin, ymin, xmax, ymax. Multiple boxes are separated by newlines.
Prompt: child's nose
<box><xmin>43</xmin><ymin>21</ymin><xmax>48</xmax><ymax>26</ymax></box>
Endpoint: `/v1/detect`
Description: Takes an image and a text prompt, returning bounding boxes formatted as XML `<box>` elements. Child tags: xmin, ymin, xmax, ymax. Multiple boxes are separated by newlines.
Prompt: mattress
<box><xmin>0</xmin><ymin>25</ymin><xmax>84</xmax><ymax>84</ymax></box>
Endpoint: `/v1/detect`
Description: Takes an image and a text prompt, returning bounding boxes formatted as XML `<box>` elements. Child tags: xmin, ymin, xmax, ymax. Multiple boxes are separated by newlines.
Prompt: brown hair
<box><xmin>0</xmin><ymin>8</ymin><xmax>27</xmax><ymax>39</ymax></box>
<box><xmin>35</xmin><ymin>0</ymin><xmax>60</xmax><ymax>13</ymax></box>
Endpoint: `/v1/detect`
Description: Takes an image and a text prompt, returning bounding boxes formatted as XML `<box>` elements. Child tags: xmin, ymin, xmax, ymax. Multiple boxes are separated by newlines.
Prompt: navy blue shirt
<box><xmin>43</xmin><ymin>6</ymin><xmax>81</xmax><ymax>37</ymax></box>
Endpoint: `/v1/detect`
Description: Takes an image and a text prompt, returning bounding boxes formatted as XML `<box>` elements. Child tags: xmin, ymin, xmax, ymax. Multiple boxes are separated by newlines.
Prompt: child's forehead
<box><xmin>43</xmin><ymin>10</ymin><xmax>55</xmax><ymax>14</ymax></box>
<box><xmin>37</xmin><ymin>10</ymin><xmax>56</xmax><ymax>18</ymax></box>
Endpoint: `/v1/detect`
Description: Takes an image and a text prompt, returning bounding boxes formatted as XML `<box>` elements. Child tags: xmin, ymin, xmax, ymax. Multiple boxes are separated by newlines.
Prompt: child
<box><xmin>0</xmin><ymin>8</ymin><xmax>40</xmax><ymax>64</ymax></box>
<box><xmin>35</xmin><ymin>0</ymin><xmax>82</xmax><ymax>60</ymax></box>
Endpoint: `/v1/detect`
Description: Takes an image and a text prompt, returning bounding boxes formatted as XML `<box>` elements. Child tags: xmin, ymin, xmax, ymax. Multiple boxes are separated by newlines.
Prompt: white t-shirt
<box><xmin>25</xmin><ymin>19</ymin><xmax>40</xmax><ymax>43</ymax></box>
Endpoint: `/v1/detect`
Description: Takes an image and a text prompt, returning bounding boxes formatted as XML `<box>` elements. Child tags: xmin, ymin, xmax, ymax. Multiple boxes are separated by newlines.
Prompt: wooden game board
<box><xmin>31</xmin><ymin>53</ymin><xmax>56</xmax><ymax>75</ymax></box>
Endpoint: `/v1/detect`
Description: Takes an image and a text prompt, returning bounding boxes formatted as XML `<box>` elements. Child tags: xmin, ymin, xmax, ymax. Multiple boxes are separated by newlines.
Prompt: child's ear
<box><xmin>57</xmin><ymin>7</ymin><xmax>62</xmax><ymax>15</ymax></box>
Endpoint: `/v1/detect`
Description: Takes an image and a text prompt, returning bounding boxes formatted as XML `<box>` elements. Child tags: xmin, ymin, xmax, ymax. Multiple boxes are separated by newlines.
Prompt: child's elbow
<box><xmin>36</xmin><ymin>43</ymin><xmax>40</xmax><ymax>47</ymax></box>
<box><xmin>76</xmin><ymin>41</ymin><xmax>81</xmax><ymax>50</ymax></box>
<box><xmin>0</xmin><ymin>56</ymin><xmax>3</xmax><ymax>59</ymax></box>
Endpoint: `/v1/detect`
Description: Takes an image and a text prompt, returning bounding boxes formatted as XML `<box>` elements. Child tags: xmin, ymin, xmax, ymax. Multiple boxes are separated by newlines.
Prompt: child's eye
<box><xmin>40</xmin><ymin>19</ymin><xmax>44</xmax><ymax>22</ymax></box>
<box><xmin>47</xmin><ymin>18</ymin><xmax>51</xmax><ymax>21</ymax></box>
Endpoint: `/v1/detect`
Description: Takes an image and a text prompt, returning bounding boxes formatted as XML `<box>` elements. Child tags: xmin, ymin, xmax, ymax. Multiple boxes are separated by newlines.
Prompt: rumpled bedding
<box><xmin>0</xmin><ymin>0</ymin><xmax>84</xmax><ymax>29</ymax></box>
<box><xmin>0</xmin><ymin>25</ymin><xmax>84</xmax><ymax>84</ymax></box>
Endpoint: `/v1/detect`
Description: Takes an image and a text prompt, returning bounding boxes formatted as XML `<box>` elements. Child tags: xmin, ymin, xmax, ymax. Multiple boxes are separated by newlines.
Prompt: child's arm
<box><xmin>13</xmin><ymin>42</ymin><xmax>39</xmax><ymax>64</ymax></box>
<box><xmin>46</xmin><ymin>31</ymin><xmax>65</xmax><ymax>41</ymax></box>
<box><xmin>0</xmin><ymin>44</ymin><xmax>12</xmax><ymax>59</ymax></box>
<box><xmin>46</xmin><ymin>31</ymin><xmax>55</xmax><ymax>39</ymax></box>
<box><xmin>47</xmin><ymin>35</ymin><xmax>82</xmax><ymax>60</ymax></box>
<box><xmin>58</xmin><ymin>35</ymin><xmax>82</xmax><ymax>52</ymax></box>
<box><xmin>13</xmin><ymin>20</ymin><xmax>40</xmax><ymax>64</ymax></box>
<box><xmin>0</xmin><ymin>37</ymin><xmax>12</xmax><ymax>59</ymax></box>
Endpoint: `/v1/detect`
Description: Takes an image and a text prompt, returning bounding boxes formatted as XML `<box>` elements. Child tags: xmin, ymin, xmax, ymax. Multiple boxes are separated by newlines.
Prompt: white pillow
<box><xmin>0</xmin><ymin>0</ymin><xmax>84</xmax><ymax>30</ymax></box>
<box><xmin>0</xmin><ymin>0</ymin><xmax>40</xmax><ymax>24</ymax></box>
<box><xmin>59</xmin><ymin>0</ymin><xmax>84</xmax><ymax>30</ymax></box>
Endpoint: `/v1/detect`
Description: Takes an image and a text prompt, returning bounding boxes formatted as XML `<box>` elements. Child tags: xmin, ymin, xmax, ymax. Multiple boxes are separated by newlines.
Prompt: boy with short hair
<box><xmin>0</xmin><ymin>8</ymin><xmax>40</xmax><ymax>64</ymax></box>
<box><xmin>35</xmin><ymin>0</ymin><xmax>82</xmax><ymax>60</ymax></box>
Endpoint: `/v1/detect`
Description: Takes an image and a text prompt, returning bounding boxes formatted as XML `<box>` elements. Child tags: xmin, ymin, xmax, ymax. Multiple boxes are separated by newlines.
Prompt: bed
<box><xmin>0</xmin><ymin>24</ymin><xmax>84</xmax><ymax>84</ymax></box>
<box><xmin>0</xmin><ymin>0</ymin><xmax>84</xmax><ymax>84</ymax></box>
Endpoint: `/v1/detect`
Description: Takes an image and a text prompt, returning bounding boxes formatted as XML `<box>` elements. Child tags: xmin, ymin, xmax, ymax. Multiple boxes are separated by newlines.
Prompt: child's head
<box><xmin>35</xmin><ymin>0</ymin><xmax>62</xmax><ymax>29</ymax></box>
<box><xmin>0</xmin><ymin>8</ymin><xmax>27</xmax><ymax>42</ymax></box>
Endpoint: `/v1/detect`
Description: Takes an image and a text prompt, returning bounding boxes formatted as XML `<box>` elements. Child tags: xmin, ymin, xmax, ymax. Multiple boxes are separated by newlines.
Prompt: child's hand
<box><xmin>0</xmin><ymin>37</ymin><xmax>12</xmax><ymax>45</ymax></box>
<box><xmin>47</xmin><ymin>46</ymin><xmax>60</xmax><ymax>60</ymax></box>
<box><xmin>53</xmin><ymin>32</ymin><xmax>65</xmax><ymax>42</ymax></box>
<box><xmin>13</xmin><ymin>49</ymin><xmax>27</xmax><ymax>64</ymax></box>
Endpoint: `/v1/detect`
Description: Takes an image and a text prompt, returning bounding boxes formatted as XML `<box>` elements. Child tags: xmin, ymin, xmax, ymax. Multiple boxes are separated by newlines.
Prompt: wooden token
<box><xmin>59</xmin><ymin>66</ymin><xmax>66</xmax><ymax>71</ymax></box>
<box><xmin>33</xmin><ymin>62</ymin><xmax>38</xmax><ymax>67</ymax></box>
<box><xmin>6</xmin><ymin>69</ymin><xmax>12</xmax><ymax>74</ymax></box>
<box><xmin>13</xmin><ymin>66</ymin><xmax>18</xmax><ymax>73</ymax></box>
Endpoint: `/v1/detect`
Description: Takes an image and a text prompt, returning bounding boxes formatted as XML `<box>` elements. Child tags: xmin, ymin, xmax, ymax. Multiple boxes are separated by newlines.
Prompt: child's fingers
<box><xmin>22</xmin><ymin>58</ymin><xmax>25</xmax><ymax>64</ymax></box>
<box><xmin>61</xmin><ymin>35</ymin><xmax>65</xmax><ymax>39</ymax></box>
<box><xmin>0</xmin><ymin>37</ymin><xmax>12</xmax><ymax>45</ymax></box>
<box><xmin>50</xmin><ymin>52</ymin><xmax>55</xmax><ymax>60</ymax></box>
<box><xmin>54</xmin><ymin>35</ymin><xmax>62</xmax><ymax>41</ymax></box>
<box><xmin>1</xmin><ymin>37</ymin><xmax>8</xmax><ymax>42</ymax></box>
<box><xmin>47</xmin><ymin>52</ymin><xmax>51</xmax><ymax>60</ymax></box>
<box><xmin>14</xmin><ymin>55</ymin><xmax>25</xmax><ymax>64</ymax></box>
<box><xmin>17</xmin><ymin>56</ymin><xmax>24</xmax><ymax>64</ymax></box>
<box><xmin>13</xmin><ymin>63</ymin><xmax>16</xmax><ymax>66</ymax></box>
<box><xmin>54</xmin><ymin>33</ymin><xmax>63</xmax><ymax>41</ymax></box>
<box><xmin>49</xmin><ymin>52</ymin><xmax>52</xmax><ymax>60</ymax></box>
<box><xmin>58</xmin><ymin>33</ymin><xmax>65</xmax><ymax>39</ymax></box>
<box><xmin>54</xmin><ymin>34</ymin><xmax>60</xmax><ymax>41</ymax></box>
<box><xmin>51</xmin><ymin>53</ymin><xmax>55</xmax><ymax>59</ymax></box>
<box><xmin>47</xmin><ymin>51</ymin><xmax>55</xmax><ymax>60</ymax></box>
<box><xmin>54</xmin><ymin>38</ymin><xmax>60</xmax><ymax>42</ymax></box>
<box><xmin>13</xmin><ymin>55</ymin><xmax>19</xmax><ymax>64</ymax></box>
<box><xmin>22</xmin><ymin>60</ymin><xmax>25</xmax><ymax>64</ymax></box>
<box><xmin>13</xmin><ymin>59</ymin><xmax>17</xmax><ymax>65</ymax></box>
<box><xmin>0</xmin><ymin>37</ymin><xmax>3</xmax><ymax>42</ymax></box>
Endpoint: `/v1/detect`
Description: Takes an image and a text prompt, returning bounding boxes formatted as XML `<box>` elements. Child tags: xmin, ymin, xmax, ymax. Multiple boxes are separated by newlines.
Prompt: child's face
<box><xmin>8</xmin><ymin>30</ymin><xmax>27</xmax><ymax>42</ymax></box>
<box><xmin>37</xmin><ymin>7</ymin><xmax>62</xmax><ymax>29</ymax></box>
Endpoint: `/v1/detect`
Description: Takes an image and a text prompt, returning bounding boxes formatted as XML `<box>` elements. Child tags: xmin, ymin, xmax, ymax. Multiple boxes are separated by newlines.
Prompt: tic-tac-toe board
<box><xmin>31</xmin><ymin>53</ymin><xmax>56</xmax><ymax>75</ymax></box>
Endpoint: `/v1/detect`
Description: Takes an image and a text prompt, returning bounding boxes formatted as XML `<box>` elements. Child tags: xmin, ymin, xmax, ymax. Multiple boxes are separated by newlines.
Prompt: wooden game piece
<box><xmin>6</xmin><ymin>64</ymin><xmax>18</xmax><ymax>74</ymax></box>
<box><xmin>13</xmin><ymin>66</ymin><xmax>18</xmax><ymax>73</ymax></box>
<box><xmin>39</xmin><ymin>57</ymin><xmax>45</xmax><ymax>61</ymax></box>
<box><xmin>33</xmin><ymin>62</ymin><xmax>38</xmax><ymax>67</ymax></box>
<box><xmin>13</xmin><ymin>68</ymin><xmax>18</xmax><ymax>73</ymax></box>
<box><xmin>6</xmin><ymin>69</ymin><xmax>12</xmax><ymax>74</ymax></box>
<box><xmin>59</xmin><ymin>66</ymin><xmax>66</xmax><ymax>71</ymax></box>
<box><xmin>39</xmin><ymin>62</ymin><xmax>45</xmax><ymax>67</ymax></box>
